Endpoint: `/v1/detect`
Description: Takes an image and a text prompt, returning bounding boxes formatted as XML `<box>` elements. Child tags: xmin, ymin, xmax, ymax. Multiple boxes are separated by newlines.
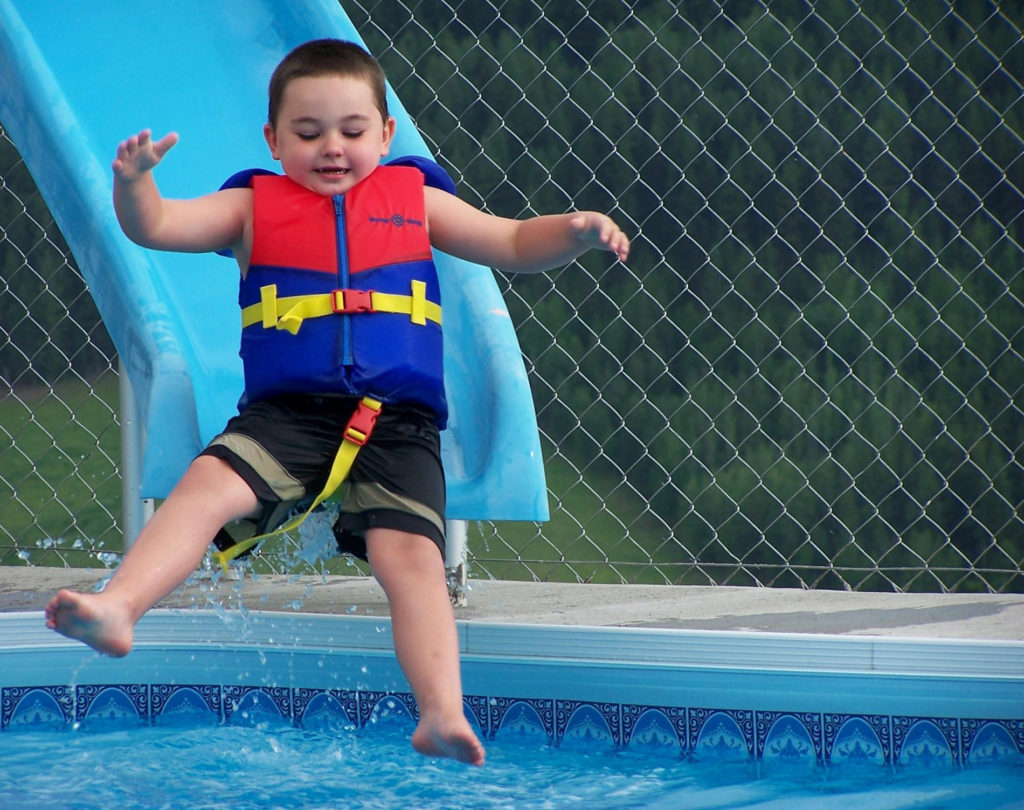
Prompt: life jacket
<box><xmin>229</xmin><ymin>159</ymin><xmax>451</xmax><ymax>427</ymax></box>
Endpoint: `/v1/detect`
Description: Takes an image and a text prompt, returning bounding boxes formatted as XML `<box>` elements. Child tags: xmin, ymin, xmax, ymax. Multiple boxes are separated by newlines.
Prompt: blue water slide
<box><xmin>0</xmin><ymin>0</ymin><xmax>548</xmax><ymax>521</ymax></box>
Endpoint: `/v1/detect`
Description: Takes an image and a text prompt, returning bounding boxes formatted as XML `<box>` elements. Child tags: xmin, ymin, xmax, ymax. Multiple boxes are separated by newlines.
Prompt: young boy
<box><xmin>45</xmin><ymin>39</ymin><xmax>629</xmax><ymax>767</ymax></box>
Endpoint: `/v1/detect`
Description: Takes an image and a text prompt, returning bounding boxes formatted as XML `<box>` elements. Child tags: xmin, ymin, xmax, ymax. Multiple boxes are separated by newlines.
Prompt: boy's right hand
<box><xmin>112</xmin><ymin>129</ymin><xmax>178</xmax><ymax>181</ymax></box>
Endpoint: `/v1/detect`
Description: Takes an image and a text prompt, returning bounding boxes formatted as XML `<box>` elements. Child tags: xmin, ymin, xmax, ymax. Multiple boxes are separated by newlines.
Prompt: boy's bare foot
<box><xmin>44</xmin><ymin>589</ymin><xmax>134</xmax><ymax>657</ymax></box>
<box><xmin>412</xmin><ymin>714</ymin><xmax>486</xmax><ymax>767</ymax></box>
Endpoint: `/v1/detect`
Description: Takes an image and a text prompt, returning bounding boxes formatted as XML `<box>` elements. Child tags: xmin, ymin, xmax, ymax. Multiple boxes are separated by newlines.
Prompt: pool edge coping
<box><xmin>2</xmin><ymin>609</ymin><xmax>1022</xmax><ymax>681</ymax></box>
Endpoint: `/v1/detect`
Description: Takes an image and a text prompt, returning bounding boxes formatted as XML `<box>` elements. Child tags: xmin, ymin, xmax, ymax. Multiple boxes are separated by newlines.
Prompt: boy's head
<box><xmin>268</xmin><ymin>39</ymin><xmax>388</xmax><ymax>128</ymax></box>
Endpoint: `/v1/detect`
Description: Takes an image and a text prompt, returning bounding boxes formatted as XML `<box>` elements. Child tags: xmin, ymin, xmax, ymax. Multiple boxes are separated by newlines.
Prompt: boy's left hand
<box><xmin>570</xmin><ymin>212</ymin><xmax>630</xmax><ymax>262</ymax></box>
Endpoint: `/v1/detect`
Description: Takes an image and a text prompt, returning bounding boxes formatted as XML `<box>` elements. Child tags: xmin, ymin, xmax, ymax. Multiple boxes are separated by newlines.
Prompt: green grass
<box><xmin>0</xmin><ymin>372</ymin><xmax>123</xmax><ymax>567</ymax></box>
<box><xmin>466</xmin><ymin>452</ymin><xmax>698</xmax><ymax>585</ymax></box>
<box><xmin>0</xmin><ymin>373</ymin><xmax>683</xmax><ymax>584</ymax></box>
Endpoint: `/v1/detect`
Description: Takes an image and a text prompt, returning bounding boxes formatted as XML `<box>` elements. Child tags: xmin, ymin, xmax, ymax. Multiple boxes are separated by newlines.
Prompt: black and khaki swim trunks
<box><xmin>200</xmin><ymin>393</ymin><xmax>446</xmax><ymax>560</ymax></box>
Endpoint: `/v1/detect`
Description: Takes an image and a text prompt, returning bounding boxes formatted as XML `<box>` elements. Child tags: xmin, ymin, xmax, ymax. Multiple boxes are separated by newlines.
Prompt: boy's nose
<box><xmin>322</xmin><ymin>134</ymin><xmax>344</xmax><ymax>156</ymax></box>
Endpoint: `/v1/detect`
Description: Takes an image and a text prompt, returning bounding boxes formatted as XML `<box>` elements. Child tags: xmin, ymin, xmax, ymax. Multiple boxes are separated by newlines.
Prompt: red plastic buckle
<box><xmin>344</xmin><ymin>399</ymin><xmax>381</xmax><ymax>446</ymax></box>
<box><xmin>331</xmin><ymin>289</ymin><xmax>374</xmax><ymax>314</ymax></box>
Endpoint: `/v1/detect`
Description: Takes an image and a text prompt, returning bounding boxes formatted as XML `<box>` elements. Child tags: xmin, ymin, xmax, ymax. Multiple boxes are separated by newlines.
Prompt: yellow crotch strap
<box><xmin>211</xmin><ymin>396</ymin><xmax>383</xmax><ymax>573</ymax></box>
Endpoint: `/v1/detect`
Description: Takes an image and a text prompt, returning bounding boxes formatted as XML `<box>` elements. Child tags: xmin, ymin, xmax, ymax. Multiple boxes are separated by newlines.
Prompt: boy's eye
<box><xmin>343</xmin><ymin>131</ymin><xmax>365</xmax><ymax>139</ymax></box>
<box><xmin>297</xmin><ymin>132</ymin><xmax>319</xmax><ymax>141</ymax></box>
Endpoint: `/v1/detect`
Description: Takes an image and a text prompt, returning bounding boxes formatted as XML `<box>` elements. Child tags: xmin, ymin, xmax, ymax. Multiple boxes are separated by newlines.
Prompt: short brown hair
<box><xmin>267</xmin><ymin>39</ymin><xmax>388</xmax><ymax>127</ymax></box>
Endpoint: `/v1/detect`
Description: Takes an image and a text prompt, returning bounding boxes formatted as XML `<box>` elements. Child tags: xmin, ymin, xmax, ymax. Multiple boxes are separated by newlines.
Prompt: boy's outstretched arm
<box><xmin>424</xmin><ymin>187</ymin><xmax>629</xmax><ymax>273</ymax></box>
<box><xmin>113</xmin><ymin>129</ymin><xmax>251</xmax><ymax>257</ymax></box>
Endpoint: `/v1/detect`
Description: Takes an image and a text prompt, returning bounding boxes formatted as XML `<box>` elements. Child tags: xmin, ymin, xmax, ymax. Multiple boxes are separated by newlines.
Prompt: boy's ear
<box><xmin>380</xmin><ymin>116</ymin><xmax>396</xmax><ymax>157</ymax></box>
<box><xmin>263</xmin><ymin>123</ymin><xmax>280</xmax><ymax>160</ymax></box>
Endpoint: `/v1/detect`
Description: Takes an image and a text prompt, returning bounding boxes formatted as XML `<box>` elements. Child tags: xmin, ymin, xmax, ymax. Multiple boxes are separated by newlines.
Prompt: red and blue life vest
<box><xmin>226</xmin><ymin>159</ymin><xmax>452</xmax><ymax>426</ymax></box>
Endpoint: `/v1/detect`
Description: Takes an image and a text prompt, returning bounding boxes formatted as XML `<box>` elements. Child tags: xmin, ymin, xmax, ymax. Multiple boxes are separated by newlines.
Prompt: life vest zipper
<box><xmin>334</xmin><ymin>194</ymin><xmax>353</xmax><ymax>366</ymax></box>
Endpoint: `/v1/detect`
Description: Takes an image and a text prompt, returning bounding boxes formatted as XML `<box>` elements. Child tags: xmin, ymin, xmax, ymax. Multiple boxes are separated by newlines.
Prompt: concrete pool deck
<box><xmin>2</xmin><ymin>565</ymin><xmax>1022</xmax><ymax>641</ymax></box>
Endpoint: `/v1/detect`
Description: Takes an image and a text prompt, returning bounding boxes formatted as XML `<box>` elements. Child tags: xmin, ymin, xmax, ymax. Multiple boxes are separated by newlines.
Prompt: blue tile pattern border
<box><xmin>622</xmin><ymin>703</ymin><xmax>686</xmax><ymax>752</ymax></box>
<box><xmin>893</xmin><ymin>715</ymin><xmax>960</xmax><ymax>768</ymax></box>
<box><xmin>2</xmin><ymin>685</ymin><xmax>73</xmax><ymax>730</ymax></box>
<box><xmin>2</xmin><ymin>682</ymin><xmax>1022</xmax><ymax>771</ymax></box>
<box><xmin>151</xmin><ymin>683</ymin><xmax>221</xmax><ymax>725</ymax></box>
<box><xmin>557</xmin><ymin>699</ymin><xmax>621</xmax><ymax>748</ymax></box>
<box><xmin>76</xmin><ymin>683</ymin><xmax>148</xmax><ymax>728</ymax></box>
<box><xmin>690</xmin><ymin>707</ymin><xmax>755</xmax><ymax>761</ymax></box>
<box><xmin>824</xmin><ymin>712</ymin><xmax>891</xmax><ymax>766</ymax></box>
<box><xmin>490</xmin><ymin>696</ymin><xmax>555</xmax><ymax>742</ymax></box>
<box><xmin>757</xmin><ymin>710</ymin><xmax>822</xmax><ymax>765</ymax></box>
<box><xmin>222</xmin><ymin>684</ymin><xmax>292</xmax><ymax>726</ymax></box>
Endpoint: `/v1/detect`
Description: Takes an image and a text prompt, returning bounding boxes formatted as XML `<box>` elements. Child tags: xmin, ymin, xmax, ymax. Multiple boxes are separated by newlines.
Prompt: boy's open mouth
<box><xmin>317</xmin><ymin>167</ymin><xmax>349</xmax><ymax>176</ymax></box>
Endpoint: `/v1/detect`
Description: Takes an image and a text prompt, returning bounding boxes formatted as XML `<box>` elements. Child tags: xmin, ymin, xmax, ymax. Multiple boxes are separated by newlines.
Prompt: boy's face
<box><xmin>264</xmin><ymin>74</ymin><xmax>395</xmax><ymax>196</ymax></box>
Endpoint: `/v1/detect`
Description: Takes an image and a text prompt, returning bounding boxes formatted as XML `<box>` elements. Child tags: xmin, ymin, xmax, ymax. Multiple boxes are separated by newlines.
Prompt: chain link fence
<box><xmin>1</xmin><ymin>1</ymin><xmax>1021</xmax><ymax>592</ymax></box>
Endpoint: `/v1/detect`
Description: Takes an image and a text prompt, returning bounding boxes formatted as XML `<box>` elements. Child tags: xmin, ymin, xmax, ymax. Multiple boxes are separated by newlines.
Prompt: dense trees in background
<box><xmin>2</xmin><ymin>1</ymin><xmax>1020</xmax><ymax>590</ymax></box>
<box><xmin>0</xmin><ymin>144</ymin><xmax>114</xmax><ymax>387</ymax></box>
<box><xmin>346</xmin><ymin>0</ymin><xmax>1022</xmax><ymax>591</ymax></box>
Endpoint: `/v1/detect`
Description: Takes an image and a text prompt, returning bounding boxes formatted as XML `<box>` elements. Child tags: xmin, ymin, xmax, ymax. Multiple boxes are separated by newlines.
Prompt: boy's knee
<box><xmin>175</xmin><ymin>455</ymin><xmax>259</xmax><ymax>518</ymax></box>
<box><xmin>367</xmin><ymin>530</ymin><xmax>445</xmax><ymax>581</ymax></box>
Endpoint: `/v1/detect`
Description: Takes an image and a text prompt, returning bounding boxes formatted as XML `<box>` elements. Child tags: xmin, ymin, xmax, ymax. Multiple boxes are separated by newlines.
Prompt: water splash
<box><xmin>293</xmin><ymin>507</ymin><xmax>341</xmax><ymax>568</ymax></box>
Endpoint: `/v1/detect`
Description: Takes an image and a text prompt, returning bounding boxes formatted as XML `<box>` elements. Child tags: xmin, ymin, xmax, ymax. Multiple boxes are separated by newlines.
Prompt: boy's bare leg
<box><xmin>45</xmin><ymin>456</ymin><xmax>258</xmax><ymax>656</ymax></box>
<box><xmin>366</xmin><ymin>528</ymin><xmax>485</xmax><ymax>767</ymax></box>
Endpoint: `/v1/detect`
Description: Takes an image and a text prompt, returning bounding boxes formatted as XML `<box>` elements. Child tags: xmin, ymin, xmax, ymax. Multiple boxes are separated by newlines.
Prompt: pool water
<box><xmin>3</xmin><ymin>608</ymin><xmax>1022</xmax><ymax>808</ymax></box>
<box><xmin>2</xmin><ymin>721</ymin><xmax>1021</xmax><ymax>809</ymax></box>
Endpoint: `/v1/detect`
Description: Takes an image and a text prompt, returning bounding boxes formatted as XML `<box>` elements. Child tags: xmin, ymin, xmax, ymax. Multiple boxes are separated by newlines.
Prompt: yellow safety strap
<box><xmin>241</xmin><ymin>282</ymin><xmax>440</xmax><ymax>334</ymax></box>
<box><xmin>211</xmin><ymin>396</ymin><xmax>383</xmax><ymax>573</ymax></box>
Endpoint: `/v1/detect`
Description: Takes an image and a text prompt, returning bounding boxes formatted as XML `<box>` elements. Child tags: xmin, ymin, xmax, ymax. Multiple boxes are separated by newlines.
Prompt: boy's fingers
<box><xmin>153</xmin><ymin>132</ymin><xmax>179</xmax><ymax>158</ymax></box>
<box><xmin>615</xmin><ymin>235</ymin><xmax>630</xmax><ymax>261</ymax></box>
<box><xmin>112</xmin><ymin>130</ymin><xmax>178</xmax><ymax>176</ymax></box>
<box><xmin>597</xmin><ymin>220</ymin><xmax>629</xmax><ymax>261</ymax></box>
<box><xmin>570</xmin><ymin>214</ymin><xmax>629</xmax><ymax>260</ymax></box>
<box><xmin>571</xmin><ymin>213</ymin><xmax>603</xmax><ymax>241</ymax></box>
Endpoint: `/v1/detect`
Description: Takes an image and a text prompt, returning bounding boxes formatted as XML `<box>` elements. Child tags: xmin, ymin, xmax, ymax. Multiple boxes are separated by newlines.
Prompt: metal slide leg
<box><xmin>445</xmin><ymin>519</ymin><xmax>468</xmax><ymax>606</ymax></box>
<box><xmin>119</xmin><ymin>360</ymin><xmax>154</xmax><ymax>549</ymax></box>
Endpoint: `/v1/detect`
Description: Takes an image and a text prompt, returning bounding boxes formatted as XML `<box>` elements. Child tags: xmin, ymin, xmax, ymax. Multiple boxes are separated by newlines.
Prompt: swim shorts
<box><xmin>199</xmin><ymin>393</ymin><xmax>446</xmax><ymax>561</ymax></box>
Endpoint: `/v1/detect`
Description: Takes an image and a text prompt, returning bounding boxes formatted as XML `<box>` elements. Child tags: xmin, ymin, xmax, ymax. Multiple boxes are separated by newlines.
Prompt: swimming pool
<box><xmin>4</xmin><ymin>721</ymin><xmax>1022</xmax><ymax>808</ymax></box>
<box><xmin>2</xmin><ymin>605</ymin><xmax>1022</xmax><ymax>806</ymax></box>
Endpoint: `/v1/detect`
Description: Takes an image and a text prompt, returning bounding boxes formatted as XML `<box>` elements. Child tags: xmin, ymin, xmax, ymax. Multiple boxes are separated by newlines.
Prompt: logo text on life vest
<box><xmin>369</xmin><ymin>213</ymin><xmax>424</xmax><ymax>228</ymax></box>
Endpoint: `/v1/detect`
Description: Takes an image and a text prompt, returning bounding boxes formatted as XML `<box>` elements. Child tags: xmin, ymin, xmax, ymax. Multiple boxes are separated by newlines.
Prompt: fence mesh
<box><xmin>1</xmin><ymin>1</ymin><xmax>1021</xmax><ymax>592</ymax></box>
